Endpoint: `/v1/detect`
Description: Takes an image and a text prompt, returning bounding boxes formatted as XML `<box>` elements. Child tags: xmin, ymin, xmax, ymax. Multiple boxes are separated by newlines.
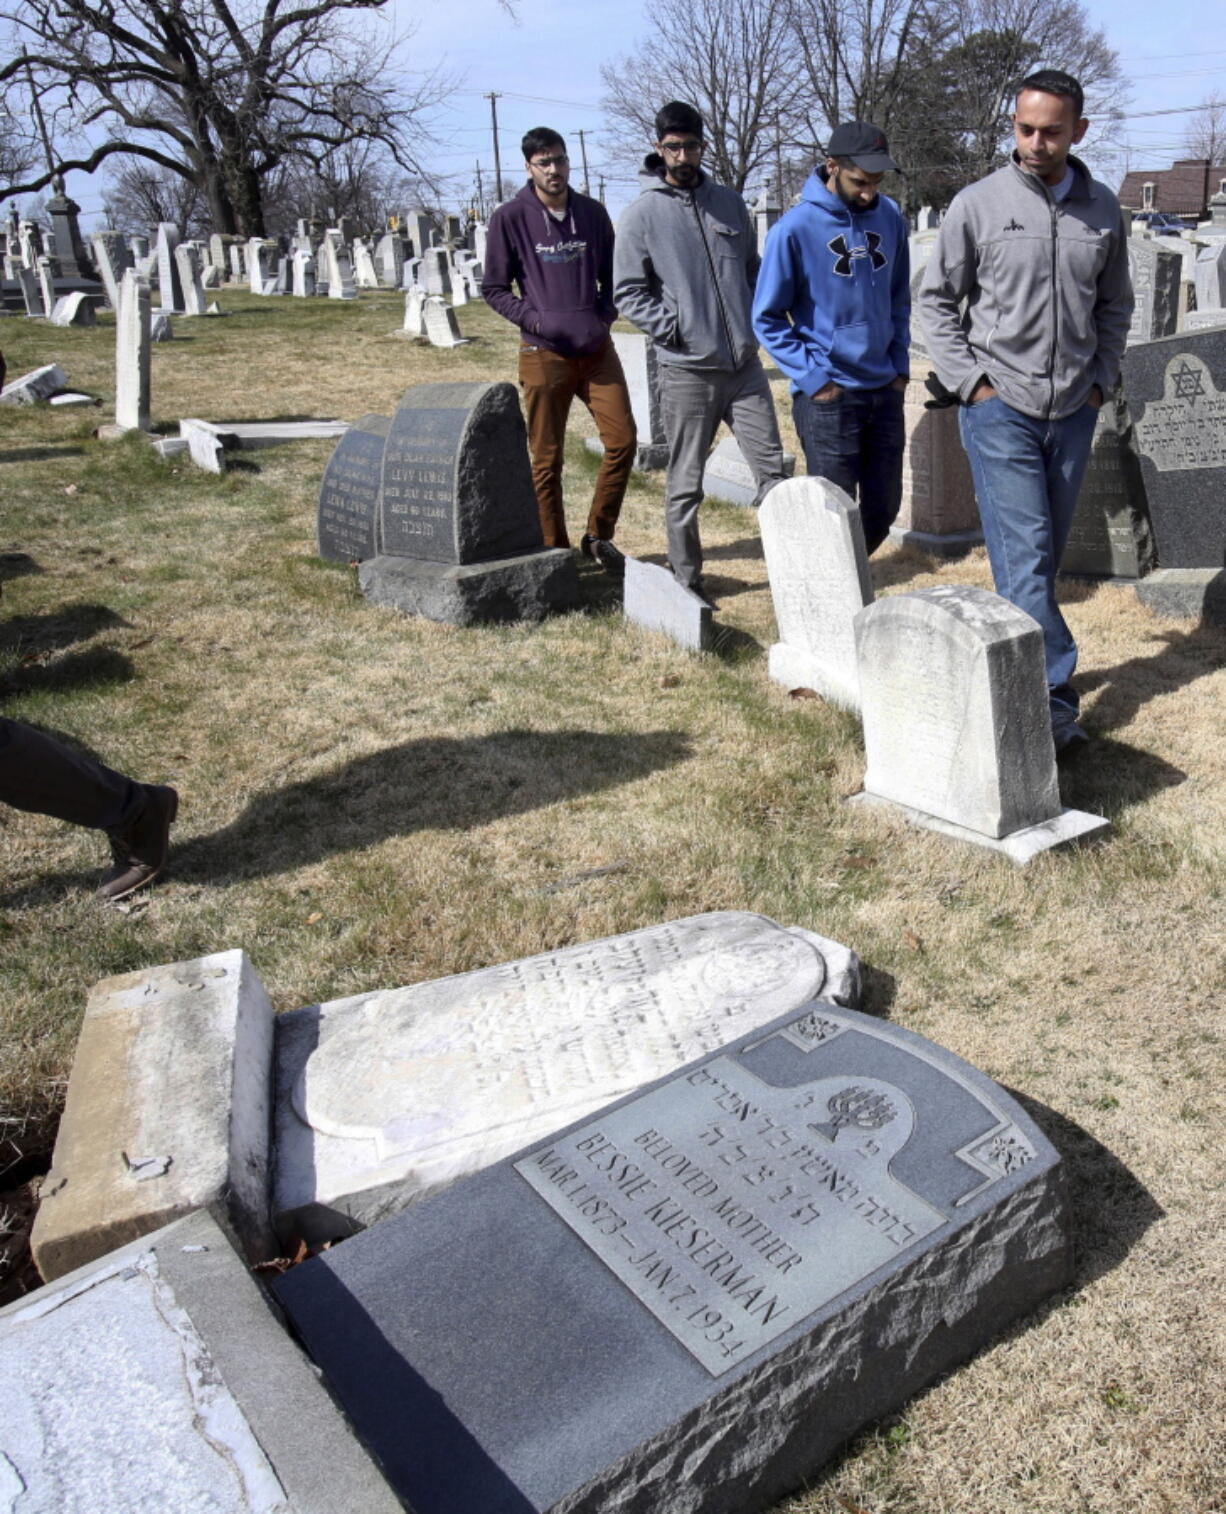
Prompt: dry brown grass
<box><xmin>1</xmin><ymin>290</ymin><xmax>1224</xmax><ymax>1512</ymax></box>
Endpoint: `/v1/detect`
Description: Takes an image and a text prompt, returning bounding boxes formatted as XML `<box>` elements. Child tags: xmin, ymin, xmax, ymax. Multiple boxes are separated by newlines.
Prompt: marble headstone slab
<box><xmin>893</xmin><ymin>356</ymin><xmax>982</xmax><ymax>554</ymax></box>
<box><xmin>0</xmin><ymin>363</ymin><xmax>68</xmax><ymax>406</ymax></box>
<box><xmin>1193</xmin><ymin>240</ymin><xmax>1226</xmax><ymax>311</ymax></box>
<box><xmin>1122</xmin><ymin>330</ymin><xmax>1226</xmax><ymax>569</ymax></box>
<box><xmin>175</xmin><ymin>241</ymin><xmax>207</xmax><ymax>315</ymax></box>
<box><xmin>155</xmin><ymin>221</ymin><xmax>184</xmax><ymax>311</ymax></box>
<box><xmin>1058</xmin><ymin>389</ymin><xmax>1155</xmax><ymax>579</ymax></box>
<box><xmin>852</xmin><ymin>586</ymin><xmax>1108</xmax><ymax>861</ymax></box>
<box><xmin>378</xmin><ymin>380</ymin><xmax>541</xmax><ymax>563</ymax></box>
<box><xmin>323</xmin><ymin>232</ymin><xmax>356</xmax><ymax>299</ymax></box>
<box><xmin>16</xmin><ymin>265</ymin><xmax>44</xmax><ymax>317</ymax></box>
<box><xmin>1127</xmin><ymin>242</ymin><xmax>1180</xmax><ymax>344</ymax></box>
<box><xmin>317</xmin><ymin>414</ymin><xmax>392</xmax><ymax>562</ymax></box>
<box><xmin>590</xmin><ymin>331</ymin><xmax>669</xmax><ymax>470</ymax></box>
<box><xmin>114</xmin><ymin>270</ymin><xmax>152</xmax><ymax>431</ymax></box>
<box><xmin>48</xmin><ymin>291</ymin><xmax>97</xmax><ymax>327</ymax></box>
<box><xmin>275</xmin><ymin>1001</ymin><xmax>1070</xmax><ymax>1514</ymax></box>
<box><xmin>400</xmin><ymin>284</ymin><xmax>426</xmax><ymax>336</ymax></box>
<box><xmin>760</xmin><ymin>476</ymin><xmax>873</xmax><ymax>711</ymax></box>
<box><xmin>272</xmin><ymin>912</ymin><xmax>858</xmax><ymax>1242</ymax></box>
<box><xmin>1</xmin><ymin>1211</ymin><xmax>403</xmax><ymax>1514</ymax></box>
<box><xmin>423</xmin><ymin>294</ymin><xmax>468</xmax><ymax>346</ymax></box>
<box><xmin>701</xmin><ymin>436</ymin><xmax>795</xmax><ymax>507</ymax></box>
<box><xmin>623</xmin><ymin>556</ymin><xmax>713</xmax><ymax>651</ymax></box>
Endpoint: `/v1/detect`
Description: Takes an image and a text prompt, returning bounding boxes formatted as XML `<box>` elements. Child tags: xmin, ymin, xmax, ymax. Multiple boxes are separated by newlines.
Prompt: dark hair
<box><xmin>655</xmin><ymin>101</ymin><xmax>704</xmax><ymax>142</ymax></box>
<box><xmin>522</xmin><ymin>126</ymin><xmax>565</xmax><ymax>163</ymax></box>
<box><xmin>1018</xmin><ymin>69</ymin><xmax>1084</xmax><ymax>121</ymax></box>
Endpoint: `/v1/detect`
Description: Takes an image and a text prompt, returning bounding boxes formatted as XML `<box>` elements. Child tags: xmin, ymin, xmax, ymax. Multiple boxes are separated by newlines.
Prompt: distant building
<box><xmin>1118</xmin><ymin>158</ymin><xmax>1226</xmax><ymax>220</ymax></box>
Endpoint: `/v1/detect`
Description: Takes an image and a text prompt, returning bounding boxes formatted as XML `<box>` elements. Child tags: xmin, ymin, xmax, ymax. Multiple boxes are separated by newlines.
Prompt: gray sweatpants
<box><xmin>658</xmin><ymin>356</ymin><xmax>786</xmax><ymax>590</ymax></box>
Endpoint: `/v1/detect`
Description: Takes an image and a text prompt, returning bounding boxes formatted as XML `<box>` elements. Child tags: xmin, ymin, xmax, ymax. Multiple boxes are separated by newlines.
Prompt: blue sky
<box><xmin>59</xmin><ymin>0</ymin><xmax>1226</xmax><ymax>230</ymax></box>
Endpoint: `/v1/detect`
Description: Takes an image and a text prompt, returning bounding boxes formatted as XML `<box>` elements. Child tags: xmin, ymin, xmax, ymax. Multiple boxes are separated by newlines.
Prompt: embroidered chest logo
<box><xmin>1003</xmin><ymin>218</ymin><xmax>1025</xmax><ymax>232</ymax></box>
<box><xmin>827</xmin><ymin>231</ymin><xmax>887</xmax><ymax>277</ymax></box>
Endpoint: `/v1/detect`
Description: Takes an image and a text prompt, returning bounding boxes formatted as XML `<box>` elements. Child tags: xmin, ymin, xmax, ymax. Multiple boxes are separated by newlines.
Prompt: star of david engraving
<box><xmin>1172</xmin><ymin>360</ymin><xmax>1205</xmax><ymax>401</ymax></box>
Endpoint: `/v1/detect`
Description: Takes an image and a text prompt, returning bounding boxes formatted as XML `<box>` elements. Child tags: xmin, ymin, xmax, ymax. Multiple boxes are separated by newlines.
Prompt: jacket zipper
<box><xmin>690</xmin><ymin>193</ymin><xmax>737</xmax><ymax>363</ymax></box>
<box><xmin>1048</xmin><ymin>193</ymin><xmax>1059</xmax><ymax>418</ymax></box>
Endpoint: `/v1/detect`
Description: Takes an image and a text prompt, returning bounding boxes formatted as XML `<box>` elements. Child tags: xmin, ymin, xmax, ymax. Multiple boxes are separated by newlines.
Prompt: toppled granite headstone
<box><xmin>623</xmin><ymin>557</ymin><xmax>713</xmax><ymax>650</ymax></box>
<box><xmin>0</xmin><ymin>363</ymin><xmax>69</xmax><ymax>406</ymax></box>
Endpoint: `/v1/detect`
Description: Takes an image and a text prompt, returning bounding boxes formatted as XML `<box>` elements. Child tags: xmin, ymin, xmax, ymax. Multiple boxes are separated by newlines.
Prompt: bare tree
<box><xmin>1184</xmin><ymin>94</ymin><xmax>1226</xmax><ymax>166</ymax></box>
<box><xmin>600</xmin><ymin>0</ymin><xmax>806</xmax><ymax>192</ymax></box>
<box><xmin>0</xmin><ymin>0</ymin><xmax>452</xmax><ymax>235</ymax></box>
<box><xmin>102</xmin><ymin>161</ymin><xmax>209</xmax><ymax>237</ymax></box>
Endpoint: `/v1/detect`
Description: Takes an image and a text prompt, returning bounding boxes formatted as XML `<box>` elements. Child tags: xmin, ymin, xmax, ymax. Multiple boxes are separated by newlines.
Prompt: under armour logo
<box><xmin>1003</xmin><ymin>218</ymin><xmax>1024</xmax><ymax>232</ymax></box>
<box><xmin>828</xmin><ymin>231</ymin><xmax>888</xmax><ymax>277</ymax></box>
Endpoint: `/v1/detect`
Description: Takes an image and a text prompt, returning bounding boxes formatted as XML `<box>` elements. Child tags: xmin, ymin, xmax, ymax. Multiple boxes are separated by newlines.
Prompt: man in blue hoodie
<box><xmin>753</xmin><ymin>122</ymin><xmax>910</xmax><ymax>555</ymax></box>
<box><xmin>483</xmin><ymin>127</ymin><xmax>634</xmax><ymax>575</ymax></box>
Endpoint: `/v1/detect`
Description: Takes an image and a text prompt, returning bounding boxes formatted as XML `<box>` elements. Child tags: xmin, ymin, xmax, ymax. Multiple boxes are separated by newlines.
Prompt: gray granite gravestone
<box><xmin>760</xmin><ymin>476</ymin><xmax>873</xmax><ymax>710</ymax></box>
<box><xmin>2</xmin><ymin>1211</ymin><xmax>402</xmax><ymax>1514</ymax></box>
<box><xmin>702</xmin><ymin>436</ymin><xmax>795</xmax><ymax>506</ymax></box>
<box><xmin>317</xmin><ymin>414</ymin><xmax>392</xmax><ymax>562</ymax></box>
<box><xmin>155</xmin><ymin>221</ymin><xmax>184</xmax><ymax>312</ymax></box>
<box><xmin>1122</xmin><ymin>329</ymin><xmax>1226</xmax><ymax>570</ymax></box>
<box><xmin>623</xmin><ymin>557</ymin><xmax>713</xmax><ymax>650</ymax></box>
<box><xmin>359</xmin><ymin>382</ymin><xmax>578</xmax><ymax>624</ymax></box>
<box><xmin>1126</xmin><ymin>242</ymin><xmax>1180</xmax><ymax>344</ymax></box>
<box><xmin>1057</xmin><ymin>389</ymin><xmax>1155</xmax><ymax>580</ymax></box>
<box><xmin>851</xmin><ymin>587</ymin><xmax>1108</xmax><ymax>862</ymax></box>
<box><xmin>274</xmin><ymin>1001</ymin><xmax>1070</xmax><ymax>1514</ymax></box>
<box><xmin>585</xmin><ymin>332</ymin><xmax>669</xmax><ymax>470</ymax></box>
<box><xmin>0</xmin><ymin>363</ymin><xmax>68</xmax><ymax>405</ymax></box>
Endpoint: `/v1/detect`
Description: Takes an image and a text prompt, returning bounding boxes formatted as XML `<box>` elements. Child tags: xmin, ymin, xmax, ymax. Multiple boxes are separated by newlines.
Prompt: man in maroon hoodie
<box><xmin>483</xmin><ymin>127</ymin><xmax>635</xmax><ymax>574</ymax></box>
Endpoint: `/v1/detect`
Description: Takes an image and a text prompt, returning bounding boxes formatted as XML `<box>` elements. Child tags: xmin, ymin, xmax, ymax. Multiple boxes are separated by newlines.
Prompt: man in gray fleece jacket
<box><xmin>614</xmin><ymin>100</ymin><xmax>786</xmax><ymax>605</ymax></box>
<box><xmin>919</xmin><ymin>69</ymin><xmax>1132</xmax><ymax>754</ymax></box>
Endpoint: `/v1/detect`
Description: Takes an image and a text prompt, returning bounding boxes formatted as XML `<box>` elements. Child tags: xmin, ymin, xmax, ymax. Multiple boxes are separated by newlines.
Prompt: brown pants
<box><xmin>518</xmin><ymin>339</ymin><xmax>637</xmax><ymax>549</ymax></box>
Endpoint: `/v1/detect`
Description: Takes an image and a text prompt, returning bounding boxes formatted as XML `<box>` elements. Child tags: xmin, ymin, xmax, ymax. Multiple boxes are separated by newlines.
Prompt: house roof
<box><xmin>1118</xmin><ymin>158</ymin><xmax>1226</xmax><ymax>215</ymax></box>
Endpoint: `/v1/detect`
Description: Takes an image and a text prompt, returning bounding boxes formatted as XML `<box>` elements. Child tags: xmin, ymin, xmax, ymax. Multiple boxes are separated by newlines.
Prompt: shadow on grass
<box><xmin>1058</xmin><ymin>732</ymin><xmax>1186</xmax><ymax>817</ymax></box>
<box><xmin>857</xmin><ymin>962</ymin><xmax>897</xmax><ymax>1019</ymax></box>
<box><xmin>1079</xmin><ymin>621</ymin><xmax>1226</xmax><ymax>733</ymax></box>
<box><xmin>0</xmin><ymin>553</ymin><xmax>43</xmax><ymax>582</ymax></box>
<box><xmin>0</xmin><ymin>603</ymin><xmax>132</xmax><ymax>656</ymax></box>
<box><xmin>168</xmin><ymin>727</ymin><xmax>694</xmax><ymax>884</ymax></box>
<box><xmin>703</xmin><ymin>536</ymin><xmax>764</xmax><ymax>564</ymax></box>
<box><xmin>709</xmin><ymin>622</ymin><xmax>762</xmax><ymax>662</ymax></box>
<box><xmin>0</xmin><ymin>646</ymin><xmax>134</xmax><ymax>700</ymax></box>
<box><xmin>0</xmin><ymin>446</ymin><xmax>88</xmax><ymax>464</ymax></box>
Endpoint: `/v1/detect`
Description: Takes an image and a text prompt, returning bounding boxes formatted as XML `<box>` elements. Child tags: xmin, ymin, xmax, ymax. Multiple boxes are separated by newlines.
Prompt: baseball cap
<box><xmin>826</xmin><ymin>121</ymin><xmax>899</xmax><ymax>173</ymax></box>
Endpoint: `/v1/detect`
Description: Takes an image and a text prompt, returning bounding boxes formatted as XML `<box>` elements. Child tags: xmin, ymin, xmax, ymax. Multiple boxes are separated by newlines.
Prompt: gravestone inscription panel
<box><xmin>379</xmin><ymin>381</ymin><xmax>542</xmax><ymax>563</ymax></box>
<box><xmin>1126</xmin><ymin>242</ymin><xmax>1180</xmax><ymax>344</ymax></box>
<box><xmin>275</xmin><ymin>1003</ymin><xmax>1070</xmax><ymax>1514</ymax></box>
<box><xmin>1122</xmin><ymin>329</ymin><xmax>1226</xmax><ymax>568</ymax></box>
<box><xmin>1058</xmin><ymin>390</ymin><xmax>1155</xmax><ymax>579</ymax></box>
<box><xmin>317</xmin><ymin>414</ymin><xmax>392</xmax><ymax>562</ymax></box>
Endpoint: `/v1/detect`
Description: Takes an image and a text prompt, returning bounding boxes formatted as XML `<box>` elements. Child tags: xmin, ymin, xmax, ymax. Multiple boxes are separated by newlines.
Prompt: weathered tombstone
<box><xmin>323</xmin><ymin>231</ymin><xmax>356</xmax><ymax>299</ymax></box>
<box><xmin>317</xmin><ymin>414</ymin><xmax>392</xmax><ymax>562</ymax></box>
<box><xmin>1127</xmin><ymin>242</ymin><xmax>1181</xmax><ymax>344</ymax></box>
<box><xmin>1183</xmin><ymin>308</ymin><xmax>1226</xmax><ymax>331</ymax></box>
<box><xmin>352</xmin><ymin>238</ymin><xmax>380</xmax><ymax>289</ymax></box>
<box><xmin>1193</xmin><ymin>239</ymin><xmax>1226</xmax><ymax>311</ymax></box>
<box><xmin>45</xmin><ymin>187</ymin><xmax>93</xmax><ymax>279</ymax></box>
<box><xmin>48</xmin><ymin>291</ymin><xmax>97</xmax><ymax>327</ymax></box>
<box><xmin>208</xmin><ymin>231</ymin><xmax>227</xmax><ymax>273</ymax></box>
<box><xmin>760</xmin><ymin>477</ymin><xmax>873</xmax><ymax>710</ymax></box>
<box><xmin>248</xmin><ymin>236</ymin><xmax>270</xmax><ymax>294</ymax></box>
<box><xmin>450</xmin><ymin>269</ymin><xmax>469</xmax><ymax>306</ymax></box>
<box><xmin>851</xmin><ymin>586</ymin><xmax>1108</xmax><ymax>861</ymax></box>
<box><xmin>1058</xmin><ymin>389</ymin><xmax>1155</xmax><ymax>580</ymax></box>
<box><xmin>151</xmin><ymin>311</ymin><xmax>175</xmax><ymax>342</ymax></box>
<box><xmin>229</xmin><ymin>242</ymin><xmax>246</xmax><ymax>284</ymax></box>
<box><xmin>375</xmin><ymin>230</ymin><xmax>404</xmax><ymax>288</ymax></box>
<box><xmin>623</xmin><ymin>556</ymin><xmax>713</xmax><ymax>651</ymax></box>
<box><xmin>275</xmin><ymin>998</ymin><xmax>1071</xmax><ymax>1514</ymax></box>
<box><xmin>892</xmin><ymin>348</ymin><xmax>982</xmax><ymax>555</ymax></box>
<box><xmin>292</xmin><ymin>248</ymin><xmax>316</xmax><ymax>297</ymax></box>
<box><xmin>175</xmin><ymin>241</ymin><xmax>207</xmax><ymax>315</ymax></box>
<box><xmin>421</xmin><ymin>245</ymin><xmax>453</xmax><ymax>298</ymax></box>
<box><xmin>36</xmin><ymin>254</ymin><xmax>57</xmax><ymax>316</ymax></box>
<box><xmin>17</xmin><ymin>266</ymin><xmax>45</xmax><ymax>317</ymax></box>
<box><xmin>405</xmin><ymin>210</ymin><xmax>434</xmax><ymax>258</ymax></box>
<box><xmin>91</xmin><ymin>232</ymin><xmax>123</xmax><ymax>308</ymax></box>
<box><xmin>274</xmin><ymin>912</ymin><xmax>857</xmax><ymax>1242</ymax></box>
<box><xmin>113</xmin><ymin>270</ymin><xmax>152</xmax><ymax>432</ymax></box>
<box><xmin>700</xmin><ymin>435</ymin><xmax>795</xmax><ymax>506</ymax></box>
<box><xmin>2</xmin><ymin>1211</ymin><xmax>403</xmax><ymax>1513</ymax></box>
<box><xmin>129</xmin><ymin>232</ymin><xmax>150</xmax><ymax>262</ymax></box>
<box><xmin>154</xmin><ymin>221</ymin><xmax>184</xmax><ymax>311</ymax></box>
<box><xmin>0</xmin><ymin>363</ymin><xmax>69</xmax><ymax>406</ymax></box>
<box><xmin>398</xmin><ymin>284</ymin><xmax>426</xmax><ymax>337</ymax></box>
<box><xmin>402</xmin><ymin>255</ymin><xmax>422</xmax><ymax>291</ymax></box>
<box><xmin>586</xmin><ymin>331</ymin><xmax>669</xmax><ymax>469</ymax></box>
<box><xmin>201</xmin><ymin>261</ymin><xmax>223</xmax><ymax>289</ymax></box>
<box><xmin>1121</xmin><ymin>328</ymin><xmax>1226</xmax><ymax>617</ymax></box>
<box><xmin>423</xmin><ymin>294</ymin><xmax>468</xmax><ymax>347</ymax></box>
<box><xmin>359</xmin><ymin>381</ymin><xmax>578</xmax><ymax>624</ymax></box>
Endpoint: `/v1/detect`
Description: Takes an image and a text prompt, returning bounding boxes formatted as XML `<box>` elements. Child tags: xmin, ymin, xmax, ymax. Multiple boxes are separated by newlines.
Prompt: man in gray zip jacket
<box><xmin>614</xmin><ymin>100</ymin><xmax>786</xmax><ymax>604</ymax></box>
<box><xmin>919</xmin><ymin>69</ymin><xmax>1132</xmax><ymax>753</ymax></box>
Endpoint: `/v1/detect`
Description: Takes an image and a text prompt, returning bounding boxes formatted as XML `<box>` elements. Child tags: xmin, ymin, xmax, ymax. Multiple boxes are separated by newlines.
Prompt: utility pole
<box><xmin>577</xmin><ymin>129</ymin><xmax>591</xmax><ymax>195</ymax></box>
<box><xmin>487</xmin><ymin>92</ymin><xmax>504</xmax><ymax>204</ymax></box>
<box><xmin>598</xmin><ymin>175</ymin><xmax>606</xmax><ymax>205</ymax></box>
<box><xmin>475</xmin><ymin>162</ymin><xmax>486</xmax><ymax>221</ymax></box>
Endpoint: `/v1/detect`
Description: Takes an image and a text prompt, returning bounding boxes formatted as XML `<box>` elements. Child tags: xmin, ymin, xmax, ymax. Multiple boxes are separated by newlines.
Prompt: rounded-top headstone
<box><xmin>317</xmin><ymin>414</ymin><xmax>392</xmax><ymax>563</ymax></box>
<box><xmin>379</xmin><ymin>381</ymin><xmax>542</xmax><ymax>564</ymax></box>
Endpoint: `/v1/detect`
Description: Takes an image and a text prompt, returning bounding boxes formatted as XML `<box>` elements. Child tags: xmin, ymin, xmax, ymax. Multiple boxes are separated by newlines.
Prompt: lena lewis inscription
<box><xmin>317</xmin><ymin>414</ymin><xmax>391</xmax><ymax>562</ymax></box>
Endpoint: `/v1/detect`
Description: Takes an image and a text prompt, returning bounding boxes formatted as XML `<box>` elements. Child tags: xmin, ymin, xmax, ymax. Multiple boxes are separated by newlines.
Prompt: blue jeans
<box><xmin>958</xmin><ymin>396</ymin><xmax>1099</xmax><ymax>726</ymax></box>
<box><xmin>791</xmin><ymin>383</ymin><xmax>905</xmax><ymax>554</ymax></box>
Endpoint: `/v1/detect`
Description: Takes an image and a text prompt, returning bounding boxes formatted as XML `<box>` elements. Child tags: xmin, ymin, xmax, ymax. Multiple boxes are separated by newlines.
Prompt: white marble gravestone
<box><xmin>155</xmin><ymin>221</ymin><xmax>184</xmax><ymax>311</ymax></box>
<box><xmin>273</xmin><ymin>911</ymin><xmax>858</xmax><ymax>1242</ymax></box>
<box><xmin>623</xmin><ymin>556</ymin><xmax>713</xmax><ymax>650</ymax></box>
<box><xmin>352</xmin><ymin>238</ymin><xmax>380</xmax><ymax>289</ymax></box>
<box><xmin>323</xmin><ymin>231</ymin><xmax>356</xmax><ymax>299</ymax></box>
<box><xmin>851</xmin><ymin>587</ymin><xmax>1108</xmax><ymax>862</ymax></box>
<box><xmin>36</xmin><ymin>254</ymin><xmax>56</xmax><ymax>316</ymax></box>
<box><xmin>400</xmin><ymin>284</ymin><xmax>426</xmax><ymax>336</ymax></box>
<box><xmin>291</xmin><ymin>249</ymin><xmax>315</xmax><ymax>297</ymax></box>
<box><xmin>175</xmin><ymin>242</ymin><xmax>207</xmax><ymax>315</ymax></box>
<box><xmin>423</xmin><ymin>294</ymin><xmax>468</xmax><ymax>346</ymax></box>
<box><xmin>114</xmin><ymin>270</ymin><xmax>152</xmax><ymax>432</ymax></box>
<box><xmin>1194</xmin><ymin>240</ymin><xmax>1226</xmax><ymax>312</ymax></box>
<box><xmin>91</xmin><ymin>233</ymin><xmax>123</xmax><ymax>308</ymax></box>
<box><xmin>586</xmin><ymin>331</ymin><xmax>669</xmax><ymax>469</ymax></box>
<box><xmin>17</xmin><ymin>265</ymin><xmax>44</xmax><ymax>317</ymax></box>
<box><xmin>48</xmin><ymin>291</ymin><xmax>97</xmax><ymax>327</ymax></box>
<box><xmin>760</xmin><ymin>477</ymin><xmax>873</xmax><ymax>711</ymax></box>
<box><xmin>702</xmin><ymin>436</ymin><xmax>795</xmax><ymax>507</ymax></box>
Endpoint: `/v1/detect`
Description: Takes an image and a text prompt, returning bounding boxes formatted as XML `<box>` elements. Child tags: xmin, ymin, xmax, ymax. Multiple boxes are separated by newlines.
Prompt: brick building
<box><xmin>1117</xmin><ymin>158</ymin><xmax>1226</xmax><ymax>219</ymax></box>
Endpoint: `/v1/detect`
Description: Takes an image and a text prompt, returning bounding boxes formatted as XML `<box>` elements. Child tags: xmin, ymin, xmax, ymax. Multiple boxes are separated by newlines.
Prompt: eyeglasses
<box><xmin>530</xmin><ymin>154</ymin><xmax>569</xmax><ymax>170</ymax></box>
<box><xmin>659</xmin><ymin>139</ymin><xmax>703</xmax><ymax>157</ymax></box>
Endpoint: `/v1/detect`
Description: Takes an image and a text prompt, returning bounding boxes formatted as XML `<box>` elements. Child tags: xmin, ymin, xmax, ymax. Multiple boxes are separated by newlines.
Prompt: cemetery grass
<box><xmin>2</xmin><ymin>292</ymin><xmax>1224</xmax><ymax>1514</ymax></box>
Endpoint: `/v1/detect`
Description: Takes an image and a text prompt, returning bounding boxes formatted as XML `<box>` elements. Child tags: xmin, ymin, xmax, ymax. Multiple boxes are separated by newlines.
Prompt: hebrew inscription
<box><xmin>1133</xmin><ymin>355</ymin><xmax>1226</xmax><ymax>470</ymax></box>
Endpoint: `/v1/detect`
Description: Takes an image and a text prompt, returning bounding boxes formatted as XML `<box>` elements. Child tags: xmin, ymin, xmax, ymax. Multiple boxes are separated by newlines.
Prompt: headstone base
<box><xmin>849</xmin><ymin>791</ymin><xmax>1110</xmax><ymax>865</ymax></box>
<box><xmin>1135</xmin><ymin>567</ymin><xmax>1226</xmax><ymax>623</ymax></box>
<box><xmin>887</xmin><ymin>524</ymin><xmax>984</xmax><ymax>557</ymax></box>
<box><xmin>768</xmin><ymin>642</ymin><xmax>859</xmax><ymax>711</ymax></box>
<box><xmin>585</xmin><ymin>435</ymin><xmax>670</xmax><ymax>471</ymax></box>
<box><xmin>359</xmin><ymin>549</ymin><xmax>580</xmax><ymax>625</ymax></box>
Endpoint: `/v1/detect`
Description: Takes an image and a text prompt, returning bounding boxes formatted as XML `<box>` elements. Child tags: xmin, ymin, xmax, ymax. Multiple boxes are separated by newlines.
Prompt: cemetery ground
<box><xmin>1</xmin><ymin>291</ymin><xmax>1223</xmax><ymax>1514</ymax></box>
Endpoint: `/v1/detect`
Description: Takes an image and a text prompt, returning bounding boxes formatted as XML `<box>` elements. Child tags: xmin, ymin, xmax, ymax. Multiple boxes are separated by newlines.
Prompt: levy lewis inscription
<box><xmin>317</xmin><ymin>414</ymin><xmax>391</xmax><ymax>562</ymax></box>
<box><xmin>275</xmin><ymin>1003</ymin><xmax>1071</xmax><ymax>1514</ymax></box>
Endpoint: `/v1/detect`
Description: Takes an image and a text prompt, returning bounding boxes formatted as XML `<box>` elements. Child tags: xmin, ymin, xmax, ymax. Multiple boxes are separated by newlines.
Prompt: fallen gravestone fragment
<box><xmin>623</xmin><ymin>556</ymin><xmax>713</xmax><ymax>651</ymax></box>
<box><xmin>760</xmin><ymin>476</ymin><xmax>872</xmax><ymax>711</ymax></box>
<box><xmin>358</xmin><ymin>380</ymin><xmax>578</xmax><ymax>624</ymax></box>
<box><xmin>31</xmin><ymin>949</ymin><xmax>277</xmax><ymax>1281</ymax></box>
<box><xmin>1</xmin><ymin>1210</ymin><xmax>402</xmax><ymax>1513</ymax></box>
<box><xmin>273</xmin><ymin>911</ymin><xmax>857</xmax><ymax>1243</ymax></box>
<box><xmin>0</xmin><ymin>363</ymin><xmax>69</xmax><ymax>405</ymax></box>
<box><xmin>180</xmin><ymin>418</ymin><xmax>351</xmax><ymax>474</ymax></box>
<box><xmin>48</xmin><ymin>291</ymin><xmax>97</xmax><ymax>327</ymax></box>
<box><xmin>275</xmin><ymin>1000</ymin><xmax>1071</xmax><ymax>1514</ymax></box>
<box><xmin>851</xmin><ymin>586</ymin><xmax>1109</xmax><ymax>862</ymax></box>
<box><xmin>423</xmin><ymin>293</ymin><xmax>469</xmax><ymax>347</ymax></box>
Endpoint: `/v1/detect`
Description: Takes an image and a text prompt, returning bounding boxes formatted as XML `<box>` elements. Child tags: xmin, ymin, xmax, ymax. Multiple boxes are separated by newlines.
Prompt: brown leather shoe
<box><xmin>97</xmin><ymin>784</ymin><xmax>179</xmax><ymax>901</ymax></box>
